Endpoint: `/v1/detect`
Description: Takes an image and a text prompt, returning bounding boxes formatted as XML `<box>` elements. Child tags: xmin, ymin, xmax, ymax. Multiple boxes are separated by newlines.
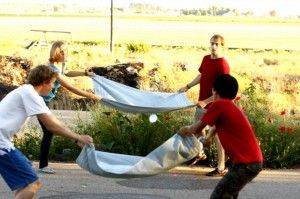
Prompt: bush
<box><xmin>13</xmin><ymin>127</ymin><xmax>41</xmax><ymax>160</ymax></box>
<box><xmin>126</xmin><ymin>43</ymin><xmax>150</xmax><ymax>53</ymax></box>
<box><xmin>50</xmin><ymin>136</ymin><xmax>82</xmax><ymax>162</ymax></box>
<box><xmin>238</xmin><ymin>83</ymin><xmax>300</xmax><ymax>168</ymax></box>
<box><xmin>13</xmin><ymin>126</ymin><xmax>82</xmax><ymax>161</ymax></box>
<box><xmin>75</xmin><ymin>105</ymin><xmax>193</xmax><ymax>156</ymax></box>
<box><xmin>13</xmin><ymin>86</ymin><xmax>300</xmax><ymax>169</ymax></box>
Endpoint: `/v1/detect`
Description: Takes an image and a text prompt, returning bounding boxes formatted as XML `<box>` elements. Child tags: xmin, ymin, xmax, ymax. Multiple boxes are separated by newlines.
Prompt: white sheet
<box><xmin>92</xmin><ymin>75</ymin><xmax>196</xmax><ymax>113</ymax></box>
<box><xmin>76</xmin><ymin>134</ymin><xmax>203</xmax><ymax>177</ymax></box>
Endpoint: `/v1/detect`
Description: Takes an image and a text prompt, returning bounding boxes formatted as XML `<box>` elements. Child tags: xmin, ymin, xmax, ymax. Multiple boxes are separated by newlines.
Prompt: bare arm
<box><xmin>178</xmin><ymin>74</ymin><xmax>201</xmax><ymax>92</ymax></box>
<box><xmin>179</xmin><ymin>120</ymin><xmax>217</xmax><ymax>147</ymax></box>
<box><xmin>203</xmin><ymin>126</ymin><xmax>217</xmax><ymax>147</ymax></box>
<box><xmin>198</xmin><ymin>95</ymin><xmax>214</xmax><ymax>108</ymax></box>
<box><xmin>178</xmin><ymin>119</ymin><xmax>207</xmax><ymax>138</ymax></box>
<box><xmin>64</xmin><ymin>69</ymin><xmax>94</xmax><ymax>77</ymax></box>
<box><xmin>37</xmin><ymin>113</ymin><xmax>93</xmax><ymax>147</ymax></box>
<box><xmin>64</xmin><ymin>71</ymin><xmax>86</xmax><ymax>77</ymax></box>
<box><xmin>57</xmin><ymin>74</ymin><xmax>101</xmax><ymax>101</ymax></box>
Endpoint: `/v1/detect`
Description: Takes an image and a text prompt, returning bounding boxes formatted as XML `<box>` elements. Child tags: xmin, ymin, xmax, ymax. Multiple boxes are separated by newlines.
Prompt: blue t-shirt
<box><xmin>42</xmin><ymin>63</ymin><xmax>65</xmax><ymax>102</ymax></box>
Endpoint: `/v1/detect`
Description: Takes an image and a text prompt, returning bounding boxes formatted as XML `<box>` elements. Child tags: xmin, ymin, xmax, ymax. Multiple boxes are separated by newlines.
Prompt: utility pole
<box><xmin>110</xmin><ymin>0</ymin><xmax>113</xmax><ymax>53</ymax></box>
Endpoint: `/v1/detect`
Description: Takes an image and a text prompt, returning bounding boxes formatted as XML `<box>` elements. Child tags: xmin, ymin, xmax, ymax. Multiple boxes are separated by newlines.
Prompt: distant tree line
<box><xmin>129</xmin><ymin>3</ymin><xmax>285</xmax><ymax>17</ymax></box>
<box><xmin>180</xmin><ymin>6</ymin><xmax>240</xmax><ymax>16</ymax></box>
<box><xmin>129</xmin><ymin>3</ymin><xmax>163</xmax><ymax>14</ymax></box>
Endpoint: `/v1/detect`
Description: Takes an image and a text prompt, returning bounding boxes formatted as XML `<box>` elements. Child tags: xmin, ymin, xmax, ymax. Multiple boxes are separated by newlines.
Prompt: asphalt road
<box><xmin>0</xmin><ymin>163</ymin><xmax>300</xmax><ymax>199</ymax></box>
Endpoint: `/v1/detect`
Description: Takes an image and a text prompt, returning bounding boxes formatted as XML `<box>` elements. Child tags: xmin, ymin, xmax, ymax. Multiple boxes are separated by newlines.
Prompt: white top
<box><xmin>0</xmin><ymin>84</ymin><xmax>51</xmax><ymax>150</ymax></box>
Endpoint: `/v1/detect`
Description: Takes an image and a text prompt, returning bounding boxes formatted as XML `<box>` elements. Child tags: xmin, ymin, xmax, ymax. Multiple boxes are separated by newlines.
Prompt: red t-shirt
<box><xmin>201</xmin><ymin>99</ymin><xmax>263</xmax><ymax>164</ymax></box>
<box><xmin>198</xmin><ymin>55</ymin><xmax>230</xmax><ymax>102</ymax></box>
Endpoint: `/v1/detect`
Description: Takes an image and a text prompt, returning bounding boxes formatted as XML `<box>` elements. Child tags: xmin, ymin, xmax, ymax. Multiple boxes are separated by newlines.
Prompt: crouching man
<box><xmin>0</xmin><ymin>65</ymin><xmax>95</xmax><ymax>199</ymax></box>
<box><xmin>179</xmin><ymin>74</ymin><xmax>263</xmax><ymax>198</ymax></box>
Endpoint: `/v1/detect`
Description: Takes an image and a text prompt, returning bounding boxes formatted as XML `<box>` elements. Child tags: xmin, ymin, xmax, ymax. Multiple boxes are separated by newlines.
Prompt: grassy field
<box><xmin>0</xmin><ymin>15</ymin><xmax>300</xmax><ymax>51</ymax></box>
<box><xmin>1</xmin><ymin>15</ymin><xmax>299</xmax><ymax>118</ymax></box>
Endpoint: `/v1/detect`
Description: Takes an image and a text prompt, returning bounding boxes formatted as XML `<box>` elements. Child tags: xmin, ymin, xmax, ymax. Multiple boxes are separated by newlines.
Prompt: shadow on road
<box><xmin>116</xmin><ymin>174</ymin><xmax>219</xmax><ymax>190</ymax></box>
<box><xmin>40</xmin><ymin>193</ymin><xmax>171</xmax><ymax>199</ymax></box>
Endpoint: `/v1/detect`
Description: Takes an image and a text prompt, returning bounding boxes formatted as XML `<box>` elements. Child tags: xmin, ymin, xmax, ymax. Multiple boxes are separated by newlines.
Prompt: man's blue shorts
<box><xmin>0</xmin><ymin>148</ymin><xmax>38</xmax><ymax>191</ymax></box>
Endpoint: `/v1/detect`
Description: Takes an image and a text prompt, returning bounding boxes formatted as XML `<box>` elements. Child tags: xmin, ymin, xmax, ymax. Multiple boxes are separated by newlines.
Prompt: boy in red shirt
<box><xmin>179</xmin><ymin>34</ymin><xmax>230</xmax><ymax>176</ymax></box>
<box><xmin>179</xmin><ymin>74</ymin><xmax>263</xmax><ymax>198</ymax></box>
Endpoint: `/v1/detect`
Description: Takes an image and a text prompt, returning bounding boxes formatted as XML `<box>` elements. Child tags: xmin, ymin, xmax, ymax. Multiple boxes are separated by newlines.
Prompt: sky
<box><xmin>0</xmin><ymin>0</ymin><xmax>299</xmax><ymax>16</ymax></box>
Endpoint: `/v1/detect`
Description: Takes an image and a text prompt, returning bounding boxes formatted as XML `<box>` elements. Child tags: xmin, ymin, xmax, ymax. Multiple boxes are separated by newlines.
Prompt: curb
<box><xmin>32</xmin><ymin>161</ymin><xmax>214</xmax><ymax>175</ymax></box>
<box><xmin>32</xmin><ymin>162</ymin><xmax>300</xmax><ymax>176</ymax></box>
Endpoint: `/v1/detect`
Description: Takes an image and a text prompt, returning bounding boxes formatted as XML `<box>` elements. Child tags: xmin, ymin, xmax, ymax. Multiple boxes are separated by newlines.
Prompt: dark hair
<box><xmin>27</xmin><ymin>65</ymin><xmax>57</xmax><ymax>86</ymax></box>
<box><xmin>213</xmin><ymin>74</ymin><xmax>238</xmax><ymax>99</ymax></box>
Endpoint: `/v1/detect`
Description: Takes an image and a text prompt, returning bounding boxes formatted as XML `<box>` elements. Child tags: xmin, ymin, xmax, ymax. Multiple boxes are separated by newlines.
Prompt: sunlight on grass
<box><xmin>1</xmin><ymin>16</ymin><xmax>299</xmax><ymax>120</ymax></box>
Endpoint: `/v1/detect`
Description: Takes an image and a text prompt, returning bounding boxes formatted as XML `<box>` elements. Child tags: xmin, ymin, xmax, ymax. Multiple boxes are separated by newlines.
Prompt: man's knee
<box><xmin>31</xmin><ymin>180</ymin><xmax>42</xmax><ymax>192</ymax></box>
<box><xmin>15</xmin><ymin>180</ymin><xmax>42</xmax><ymax>198</ymax></box>
<box><xmin>20</xmin><ymin>180</ymin><xmax>42</xmax><ymax>194</ymax></box>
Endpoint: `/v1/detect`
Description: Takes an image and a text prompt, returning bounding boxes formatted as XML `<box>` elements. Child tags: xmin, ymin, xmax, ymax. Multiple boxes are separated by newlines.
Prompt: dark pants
<box><xmin>38</xmin><ymin>102</ymin><xmax>54</xmax><ymax>169</ymax></box>
<box><xmin>210</xmin><ymin>162</ymin><xmax>262</xmax><ymax>199</ymax></box>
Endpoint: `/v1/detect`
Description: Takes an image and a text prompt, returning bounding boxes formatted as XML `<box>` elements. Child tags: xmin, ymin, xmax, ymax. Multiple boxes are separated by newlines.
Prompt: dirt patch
<box><xmin>91</xmin><ymin>62</ymin><xmax>143</xmax><ymax>88</ymax></box>
<box><xmin>0</xmin><ymin>55</ymin><xmax>32</xmax><ymax>100</ymax></box>
<box><xmin>0</xmin><ymin>55</ymin><xmax>143</xmax><ymax>110</ymax></box>
<box><xmin>0</xmin><ymin>55</ymin><xmax>32</xmax><ymax>85</ymax></box>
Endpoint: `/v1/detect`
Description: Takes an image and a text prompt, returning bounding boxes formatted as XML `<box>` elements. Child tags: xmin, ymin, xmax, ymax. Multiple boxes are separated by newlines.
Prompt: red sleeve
<box><xmin>221</xmin><ymin>59</ymin><xmax>230</xmax><ymax>74</ymax></box>
<box><xmin>201</xmin><ymin>101</ymin><xmax>223</xmax><ymax>126</ymax></box>
<box><xmin>198</xmin><ymin>55</ymin><xmax>208</xmax><ymax>73</ymax></box>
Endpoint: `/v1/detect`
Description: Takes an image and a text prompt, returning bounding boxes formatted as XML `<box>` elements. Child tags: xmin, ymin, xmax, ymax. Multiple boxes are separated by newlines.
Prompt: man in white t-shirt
<box><xmin>0</xmin><ymin>65</ymin><xmax>95</xmax><ymax>199</ymax></box>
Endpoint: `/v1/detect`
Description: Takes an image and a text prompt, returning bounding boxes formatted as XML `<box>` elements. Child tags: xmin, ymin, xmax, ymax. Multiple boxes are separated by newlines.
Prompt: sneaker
<box><xmin>38</xmin><ymin>166</ymin><xmax>56</xmax><ymax>174</ymax></box>
<box><xmin>206</xmin><ymin>168</ymin><xmax>226</xmax><ymax>177</ymax></box>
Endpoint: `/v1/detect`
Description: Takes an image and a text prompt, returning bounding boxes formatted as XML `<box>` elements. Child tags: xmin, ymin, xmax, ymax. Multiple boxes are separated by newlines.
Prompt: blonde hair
<box><xmin>210</xmin><ymin>34</ymin><xmax>225</xmax><ymax>46</ymax></box>
<box><xmin>49</xmin><ymin>41</ymin><xmax>64</xmax><ymax>63</ymax></box>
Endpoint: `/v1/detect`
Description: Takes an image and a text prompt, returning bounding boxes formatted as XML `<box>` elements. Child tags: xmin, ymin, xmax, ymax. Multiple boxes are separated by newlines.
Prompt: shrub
<box><xmin>13</xmin><ymin>127</ymin><xmax>41</xmax><ymax>160</ymax></box>
<box><xmin>126</xmin><ymin>43</ymin><xmax>150</xmax><ymax>53</ymax></box>
<box><xmin>75</xmin><ymin>105</ymin><xmax>193</xmax><ymax>156</ymax></box>
<box><xmin>13</xmin><ymin>126</ymin><xmax>82</xmax><ymax>161</ymax></box>
<box><xmin>238</xmin><ymin>83</ymin><xmax>300</xmax><ymax>168</ymax></box>
<box><xmin>263</xmin><ymin>58</ymin><xmax>279</xmax><ymax>65</ymax></box>
<box><xmin>13</xmin><ymin>86</ymin><xmax>300</xmax><ymax>169</ymax></box>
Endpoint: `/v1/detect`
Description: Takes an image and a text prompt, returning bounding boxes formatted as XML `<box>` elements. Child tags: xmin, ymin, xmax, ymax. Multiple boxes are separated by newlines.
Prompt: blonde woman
<box><xmin>38</xmin><ymin>41</ymin><xmax>101</xmax><ymax>174</ymax></box>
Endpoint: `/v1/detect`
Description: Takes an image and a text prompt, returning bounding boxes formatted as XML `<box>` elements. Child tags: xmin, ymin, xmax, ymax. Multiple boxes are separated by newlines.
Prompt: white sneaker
<box><xmin>38</xmin><ymin>166</ymin><xmax>56</xmax><ymax>174</ymax></box>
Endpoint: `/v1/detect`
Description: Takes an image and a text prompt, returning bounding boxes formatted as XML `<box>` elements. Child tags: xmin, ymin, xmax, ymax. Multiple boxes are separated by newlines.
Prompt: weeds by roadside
<box><xmin>14</xmin><ymin>84</ymin><xmax>300</xmax><ymax>169</ymax></box>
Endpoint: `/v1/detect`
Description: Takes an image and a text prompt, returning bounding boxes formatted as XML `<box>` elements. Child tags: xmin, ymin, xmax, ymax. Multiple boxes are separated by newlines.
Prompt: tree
<box><xmin>269</xmin><ymin>10</ymin><xmax>277</xmax><ymax>17</ymax></box>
